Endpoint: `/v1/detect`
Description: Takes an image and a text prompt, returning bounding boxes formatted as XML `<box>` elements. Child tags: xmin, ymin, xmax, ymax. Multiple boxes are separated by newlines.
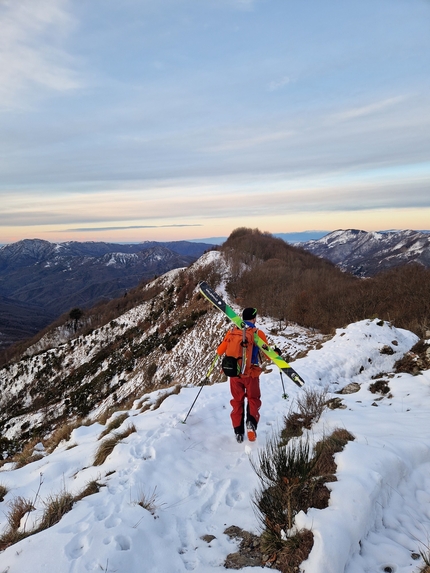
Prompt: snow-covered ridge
<box><xmin>301</xmin><ymin>228</ymin><xmax>430</xmax><ymax>276</ymax></box>
<box><xmin>0</xmin><ymin>315</ymin><xmax>427</xmax><ymax>573</ymax></box>
<box><xmin>0</xmin><ymin>250</ymin><xmax>429</xmax><ymax>573</ymax></box>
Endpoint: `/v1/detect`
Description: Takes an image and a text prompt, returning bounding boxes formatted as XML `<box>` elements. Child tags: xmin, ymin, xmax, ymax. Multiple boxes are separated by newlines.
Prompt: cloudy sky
<box><xmin>1</xmin><ymin>0</ymin><xmax>429</xmax><ymax>244</ymax></box>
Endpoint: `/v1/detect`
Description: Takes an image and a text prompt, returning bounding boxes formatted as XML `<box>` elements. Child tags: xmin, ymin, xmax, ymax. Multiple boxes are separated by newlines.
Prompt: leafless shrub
<box><xmin>297</xmin><ymin>387</ymin><xmax>327</xmax><ymax>424</ymax></box>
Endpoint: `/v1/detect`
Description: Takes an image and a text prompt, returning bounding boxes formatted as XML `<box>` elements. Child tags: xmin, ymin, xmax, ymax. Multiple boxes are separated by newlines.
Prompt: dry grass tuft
<box><xmin>120</xmin><ymin>423</ymin><xmax>137</xmax><ymax>439</ymax></box>
<box><xmin>93</xmin><ymin>424</ymin><xmax>136</xmax><ymax>466</ymax></box>
<box><xmin>97</xmin><ymin>406</ymin><xmax>119</xmax><ymax>426</ymax></box>
<box><xmin>313</xmin><ymin>428</ymin><xmax>355</xmax><ymax>476</ymax></box>
<box><xmin>44</xmin><ymin>421</ymin><xmax>77</xmax><ymax>453</ymax></box>
<box><xmin>136</xmin><ymin>486</ymin><xmax>159</xmax><ymax>515</ymax></box>
<box><xmin>6</xmin><ymin>497</ymin><xmax>34</xmax><ymax>531</ymax></box>
<box><xmin>152</xmin><ymin>385</ymin><xmax>181</xmax><ymax>411</ymax></box>
<box><xmin>98</xmin><ymin>413</ymin><xmax>129</xmax><ymax>439</ymax></box>
<box><xmin>12</xmin><ymin>440</ymin><xmax>44</xmax><ymax>469</ymax></box>
<box><xmin>37</xmin><ymin>491</ymin><xmax>74</xmax><ymax>531</ymax></box>
<box><xmin>93</xmin><ymin>435</ymin><xmax>120</xmax><ymax>466</ymax></box>
<box><xmin>74</xmin><ymin>480</ymin><xmax>104</xmax><ymax>502</ymax></box>
<box><xmin>0</xmin><ymin>482</ymin><xmax>104</xmax><ymax>551</ymax></box>
<box><xmin>0</xmin><ymin>484</ymin><xmax>8</xmax><ymax>502</ymax></box>
<box><xmin>274</xmin><ymin>529</ymin><xmax>314</xmax><ymax>573</ymax></box>
<box><xmin>140</xmin><ymin>400</ymin><xmax>151</xmax><ymax>414</ymax></box>
<box><xmin>0</xmin><ymin>496</ymin><xmax>34</xmax><ymax>551</ymax></box>
<box><xmin>0</xmin><ymin>528</ymin><xmax>28</xmax><ymax>552</ymax></box>
<box><xmin>282</xmin><ymin>387</ymin><xmax>327</xmax><ymax>442</ymax></box>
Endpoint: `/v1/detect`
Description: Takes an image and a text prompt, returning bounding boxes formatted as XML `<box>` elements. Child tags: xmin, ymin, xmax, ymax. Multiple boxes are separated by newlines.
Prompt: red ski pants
<box><xmin>229</xmin><ymin>376</ymin><xmax>261</xmax><ymax>431</ymax></box>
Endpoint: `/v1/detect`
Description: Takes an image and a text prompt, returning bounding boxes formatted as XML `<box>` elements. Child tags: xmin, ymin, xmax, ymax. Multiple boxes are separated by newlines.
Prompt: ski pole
<box><xmin>182</xmin><ymin>355</ymin><xmax>218</xmax><ymax>424</ymax></box>
<box><xmin>280</xmin><ymin>371</ymin><xmax>288</xmax><ymax>400</ymax></box>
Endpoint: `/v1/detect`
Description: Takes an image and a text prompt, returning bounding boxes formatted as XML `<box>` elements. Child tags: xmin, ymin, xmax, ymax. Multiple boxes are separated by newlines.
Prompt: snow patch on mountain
<box><xmin>301</xmin><ymin>229</ymin><xmax>430</xmax><ymax>276</ymax></box>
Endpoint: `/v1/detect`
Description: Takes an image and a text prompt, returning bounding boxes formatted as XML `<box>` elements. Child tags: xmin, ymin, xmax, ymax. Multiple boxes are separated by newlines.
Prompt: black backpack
<box><xmin>221</xmin><ymin>355</ymin><xmax>242</xmax><ymax>377</ymax></box>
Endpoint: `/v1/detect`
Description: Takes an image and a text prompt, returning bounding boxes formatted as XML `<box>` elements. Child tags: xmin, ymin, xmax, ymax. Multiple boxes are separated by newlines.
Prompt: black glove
<box><xmin>199</xmin><ymin>378</ymin><xmax>210</xmax><ymax>386</ymax></box>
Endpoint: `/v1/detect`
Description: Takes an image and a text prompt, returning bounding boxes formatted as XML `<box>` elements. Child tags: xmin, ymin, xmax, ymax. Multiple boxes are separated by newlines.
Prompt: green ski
<box><xmin>199</xmin><ymin>281</ymin><xmax>306</xmax><ymax>388</ymax></box>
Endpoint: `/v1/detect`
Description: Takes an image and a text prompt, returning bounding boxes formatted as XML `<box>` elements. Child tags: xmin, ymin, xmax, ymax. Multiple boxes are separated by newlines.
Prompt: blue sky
<box><xmin>1</xmin><ymin>0</ymin><xmax>429</xmax><ymax>243</ymax></box>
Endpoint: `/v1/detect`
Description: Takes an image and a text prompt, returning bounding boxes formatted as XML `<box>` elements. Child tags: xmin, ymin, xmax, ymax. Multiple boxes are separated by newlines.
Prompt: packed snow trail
<box><xmin>1</xmin><ymin>319</ymin><xmax>429</xmax><ymax>573</ymax></box>
<box><xmin>0</xmin><ymin>380</ymin><xmax>288</xmax><ymax>573</ymax></box>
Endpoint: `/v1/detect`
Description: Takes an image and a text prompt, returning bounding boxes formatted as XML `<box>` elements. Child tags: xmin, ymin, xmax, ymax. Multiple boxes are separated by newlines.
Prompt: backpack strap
<box><xmin>241</xmin><ymin>324</ymin><xmax>247</xmax><ymax>374</ymax></box>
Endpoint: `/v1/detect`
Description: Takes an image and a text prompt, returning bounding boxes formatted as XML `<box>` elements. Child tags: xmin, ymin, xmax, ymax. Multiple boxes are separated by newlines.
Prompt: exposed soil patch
<box><xmin>224</xmin><ymin>526</ymin><xmax>314</xmax><ymax>573</ymax></box>
<box><xmin>368</xmin><ymin>380</ymin><xmax>391</xmax><ymax>395</ymax></box>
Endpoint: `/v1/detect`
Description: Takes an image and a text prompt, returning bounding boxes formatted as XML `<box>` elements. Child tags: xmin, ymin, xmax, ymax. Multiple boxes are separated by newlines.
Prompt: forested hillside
<box><xmin>221</xmin><ymin>228</ymin><xmax>430</xmax><ymax>336</ymax></box>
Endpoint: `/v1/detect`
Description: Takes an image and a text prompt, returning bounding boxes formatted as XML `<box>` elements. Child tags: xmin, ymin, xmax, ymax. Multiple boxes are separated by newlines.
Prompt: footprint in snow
<box><xmin>176</xmin><ymin>517</ymin><xmax>200</xmax><ymax>571</ymax></box>
<box><xmin>114</xmin><ymin>535</ymin><xmax>131</xmax><ymax>551</ymax></box>
<box><xmin>94</xmin><ymin>506</ymin><xmax>110</xmax><ymax>521</ymax></box>
<box><xmin>131</xmin><ymin>441</ymin><xmax>158</xmax><ymax>461</ymax></box>
<box><xmin>64</xmin><ymin>533</ymin><xmax>90</xmax><ymax>560</ymax></box>
<box><xmin>196</xmin><ymin>479</ymin><xmax>231</xmax><ymax>522</ymax></box>
<box><xmin>104</xmin><ymin>515</ymin><xmax>121</xmax><ymax>529</ymax></box>
<box><xmin>190</xmin><ymin>471</ymin><xmax>211</xmax><ymax>493</ymax></box>
<box><xmin>225</xmin><ymin>479</ymin><xmax>243</xmax><ymax>507</ymax></box>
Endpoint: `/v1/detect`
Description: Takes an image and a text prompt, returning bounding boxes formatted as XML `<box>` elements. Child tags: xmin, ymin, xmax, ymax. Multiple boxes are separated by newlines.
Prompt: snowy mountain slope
<box><xmin>300</xmin><ymin>229</ymin><xmax>430</xmax><ymax>276</ymax></box>
<box><xmin>0</xmin><ymin>239</ymin><xmax>212</xmax><ymax>349</ymax></box>
<box><xmin>0</xmin><ymin>319</ymin><xmax>427</xmax><ymax>573</ymax></box>
<box><xmin>0</xmin><ymin>252</ymin><xmax>323</xmax><ymax>448</ymax></box>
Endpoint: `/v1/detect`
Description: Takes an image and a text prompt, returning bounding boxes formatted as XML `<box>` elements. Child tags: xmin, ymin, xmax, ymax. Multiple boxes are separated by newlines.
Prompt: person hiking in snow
<box><xmin>217</xmin><ymin>307</ymin><xmax>269</xmax><ymax>444</ymax></box>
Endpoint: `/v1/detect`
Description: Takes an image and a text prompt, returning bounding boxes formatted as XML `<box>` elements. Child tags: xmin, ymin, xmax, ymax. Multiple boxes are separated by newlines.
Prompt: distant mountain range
<box><xmin>300</xmin><ymin>229</ymin><xmax>430</xmax><ymax>276</ymax></box>
<box><xmin>0</xmin><ymin>238</ymin><xmax>213</xmax><ymax>349</ymax></box>
<box><xmin>2</xmin><ymin>230</ymin><xmax>429</xmax><ymax>350</ymax></box>
<box><xmin>189</xmin><ymin>231</ymin><xmax>330</xmax><ymax>245</ymax></box>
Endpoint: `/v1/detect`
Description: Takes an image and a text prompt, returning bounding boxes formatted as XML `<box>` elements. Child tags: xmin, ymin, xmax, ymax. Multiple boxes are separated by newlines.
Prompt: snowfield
<box><xmin>1</xmin><ymin>318</ymin><xmax>430</xmax><ymax>573</ymax></box>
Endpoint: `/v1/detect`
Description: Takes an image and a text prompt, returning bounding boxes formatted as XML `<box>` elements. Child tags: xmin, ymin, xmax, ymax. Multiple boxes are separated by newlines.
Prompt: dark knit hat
<box><xmin>242</xmin><ymin>307</ymin><xmax>257</xmax><ymax>321</ymax></box>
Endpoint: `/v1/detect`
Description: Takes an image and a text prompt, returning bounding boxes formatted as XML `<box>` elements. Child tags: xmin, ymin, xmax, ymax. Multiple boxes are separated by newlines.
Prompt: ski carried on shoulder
<box><xmin>199</xmin><ymin>281</ymin><xmax>305</xmax><ymax>388</ymax></box>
